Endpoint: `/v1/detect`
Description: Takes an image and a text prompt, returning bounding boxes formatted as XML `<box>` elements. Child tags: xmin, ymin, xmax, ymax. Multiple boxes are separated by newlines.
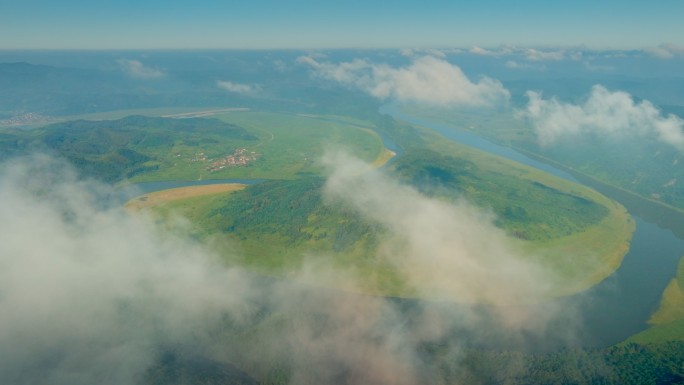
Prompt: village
<box><xmin>204</xmin><ymin>148</ymin><xmax>259</xmax><ymax>172</ymax></box>
<box><xmin>0</xmin><ymin>112</ymin><xmax>53</xmax><ymax>127</ymax></box>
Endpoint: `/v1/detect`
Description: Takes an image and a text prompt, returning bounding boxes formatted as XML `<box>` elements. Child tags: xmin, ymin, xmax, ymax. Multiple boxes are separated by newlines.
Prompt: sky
<box><xmin>1</xmin><ymin>0</ymin><xmax>682</xmax><ymax>50</ymax></box>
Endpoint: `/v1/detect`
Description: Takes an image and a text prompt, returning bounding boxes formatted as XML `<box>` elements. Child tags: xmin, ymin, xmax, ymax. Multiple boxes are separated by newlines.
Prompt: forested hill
<box><xmin>0</xmin><ymin>116</ymin><xmax>256</xmax><ymax>182</ymax></box>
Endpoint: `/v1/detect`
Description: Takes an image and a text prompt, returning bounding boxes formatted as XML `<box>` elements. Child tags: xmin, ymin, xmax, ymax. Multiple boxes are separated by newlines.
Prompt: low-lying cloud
<box><xmin>0</xmin><ymin>155</ymin><xmax>259</xmax><ymax>384</ymax></box>
<box><xmin>643</xmin><ymin>43</ymin><xmax>684</xmax><ymax>59</ymax></box>
<box><xmin>0</xmin><ymin>154</ymin><xmax>584</xmax><ymax>384</ymax></box>
<box><xmin>216</xmin><ymin>80</ymin><xmax>261</xmax><ymax>95</ymax></box>
<box><xmin>522</xmin><ymin>85</ymin><xmax>684</xmax><ymax>150</ymax></box>
<box><xmin>298</xmin><ymin>55</ymin><xmax>510</xmax><ymax>107</ymax></box>
<box><xmin>467</xmin><ymin>46</ymin><xmax>577</xmax><ymax>62</ymax></box>
<box><xmin>523</xmin><ymin>48</ymin><xmax>565</xmax><ymax>61</ymax></box>
<box><xmin>469</xmin><ymin>46</ymin><xmax>500</xmax><ymax>56</ymax></box>
<box><xmin>322</xmin><ymin>151</ymin><xmax>556</xmax><ymax>305</ymax></box>
<box><xmin>117</xmin><ymin>59</ymin><xmax>165</xmax><ymax>79</ymax></box>
<box><xmin>400</xmin><ymin>48</ymin><xmax>447</xmax><ymax>59</ymax></box>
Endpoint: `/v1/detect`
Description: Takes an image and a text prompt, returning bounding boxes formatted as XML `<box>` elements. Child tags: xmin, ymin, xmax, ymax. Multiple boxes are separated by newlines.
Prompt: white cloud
<box><xmin>644</xmin><ymin>43</ymin><xmax>684</xmax><ymax>59</ymax></box>
<box><xmin>468</xmin><ymin>45</ymin><xmax>518</xmax><ymax>57</ymax></box>
<box><xmin>216</xmin><ymin>80</ymin><xmax>261</xmax><ymax>95</ymax></box>
<box><xmin>400</xmin><ymin>48</ymin><xmax>446</xmax><ymax>58</ymax></box>
<box><xmin>469</xmin><ymin>46</ymin><xmax>573</xmax><ymax>62</ymax></box>
<box><xmin>117</xmin><ymin>59</ymin><xmax>165</xmax><ymax>79</ymax></box>
<box><xmin>523</xmin><ymin>48</ymin><xmax>565</xmax><ymax>61</ymax></box>
<box><xmin>298</xmin><ymin>55</ymin><xmax>510</xmax><ymax>107</ymax></box>
<box><xmin>322</xmin><ymin>151</ymin><xmax>557</xmax><ymax>304</ymax></box>
<box><xmin>399</xmin><ymin>48</ymin><xmax>414</xmax><ymax>57</ymax></box>
<box><xmin>0</xmin><ymin>154</ymin><xmax>581</xmax><ymax>384</ymax></box>
<box><xmin>522</xmin><ymin>85</ymin><xmax>684</xmax><ymax>150</ymax></box>
<box><xmin>469</xmin><ymin>46</ymin><xmax>498</xmax><ymax>56</ymax></box>
<box><xmin>644</xmin><ymin>46</ymin><xmax>674</xmax><ymax>59</ymax></box>
<box><xmin>444</xmin><ymin>47</ymin><xmax>466</xmax><ymax>55</ymax></box>
<box><xmin>569</xmin><ymin>51</ymin><xmax>583</xmax><ymax>61</ymax></box>
<box><xmin>421</xmin><ymin>48</ymin><xmax>447</xmax><ymax>58</ymax></box>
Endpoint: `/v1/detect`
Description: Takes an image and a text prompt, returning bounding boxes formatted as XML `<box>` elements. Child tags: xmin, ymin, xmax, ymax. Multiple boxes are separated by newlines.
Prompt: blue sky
<box><xmin>1</xmin><ymin>0</ymin><xmax>682</xmax><ymax>49</ymax></box>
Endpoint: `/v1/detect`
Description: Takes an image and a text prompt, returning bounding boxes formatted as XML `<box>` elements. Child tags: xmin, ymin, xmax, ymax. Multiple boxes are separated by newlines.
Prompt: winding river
<box><xmin>381</xmin><ymin>104</ymin><xmax>684</xmax><ymax>349</ymax></box>
<box><xmin>121</xmin><ymin>107</ymin><xmax>684</xmax><ymax>350</ymax></box>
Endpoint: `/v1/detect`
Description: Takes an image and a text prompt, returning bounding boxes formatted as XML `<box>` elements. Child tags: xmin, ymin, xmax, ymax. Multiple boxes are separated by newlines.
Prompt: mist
<box><xmin>0</xmin><ymin>154</ymin><xmax>584</xmax><ymax>384</ymax></box>
<box><xmin>322</xmin><ymin>151</ymin><xmax>557</xmax><ymax>305</ymax></box>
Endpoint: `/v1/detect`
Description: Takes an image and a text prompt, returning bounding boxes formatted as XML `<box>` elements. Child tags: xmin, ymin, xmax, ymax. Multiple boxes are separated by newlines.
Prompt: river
<box><xmin>381</xmin><ymin>104</ymin><xmax>684</xmax><ymax>349</ymax></box>
<box><xmin>120</xmin><ymin>108</ymin><xmax>684</xmax><ymax>349</ymax></box>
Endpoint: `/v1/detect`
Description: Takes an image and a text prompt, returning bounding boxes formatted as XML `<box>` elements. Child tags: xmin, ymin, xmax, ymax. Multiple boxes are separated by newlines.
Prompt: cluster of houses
<box><xmin>0</xmin><ymin>112</ymin><xmax>51</xmax><ymax>127</ymax></box>
<box><xmin>190</xmin><ymin>152</ymin><xmax>208</xmax><ymax>162</ymax></box>
<box><xmin>205</xmin><ymin>148</ymin><xmax>259</xmax><ymax>172</ymax></box>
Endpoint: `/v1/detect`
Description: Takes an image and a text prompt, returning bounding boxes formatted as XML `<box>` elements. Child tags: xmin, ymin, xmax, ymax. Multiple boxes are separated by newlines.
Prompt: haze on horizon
<box><xmin>1</xmin><ymin>0</ymin><xmax>683</xmax><ymax>50</ymax></box>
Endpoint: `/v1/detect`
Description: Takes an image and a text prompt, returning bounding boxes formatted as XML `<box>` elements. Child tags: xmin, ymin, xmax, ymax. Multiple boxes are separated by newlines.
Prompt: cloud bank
<box><xmin>643</xmin><ymin>43</ymin><xmax>684</xmax><ymax>59</ymax></box>
<box><xmin>467</xmin><ymin>46</ymin><xmax>576</xmax><ymax>62</ymax></box>
<box><xmin>523</xmin><ymin>48</ymin><xmax>565</xmax><ymax>61</ymax></box>
<box><xmin>0</xmin><ymin>154</ymin><xmax>582</xmax><ymax>384</ymax></box>
<box><xmin>522</xmin><ymin>85</ymin><xmax>684</xmax><ymax>150</ymax></box>
<box><xmin>322</xmin><ymin>151</ymin><xmax>556</xmax><ymax>305</ymax></box>
<box><xmin>469</xmin><ymin>46</ymin><xmax>500</xmax><ymax>56</ymax></box>
<box><xmin>117</xmin><ymin>59</ymin><xmax>165</xmax><ymax>79</ymax></box>
<box><xmin>216</xmin><ymin>80</ymin><xmax>261</xmax><ymax>95</ymax></box>
<box><xmin>298</xmin><ymin>55</ymin><xmax>510</xmax><ymax>107</ymax></box>
<box><xmin>0</xmin><ymin>156</ymin><xmax>258</xmax><ymax>384</ymax></box>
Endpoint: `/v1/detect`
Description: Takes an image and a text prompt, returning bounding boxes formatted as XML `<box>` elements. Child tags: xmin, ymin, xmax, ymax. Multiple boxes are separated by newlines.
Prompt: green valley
<box><xmin>135</xmin><ymin>111</ymin><xmax>634</xmax><ymax>301</ymax></box>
